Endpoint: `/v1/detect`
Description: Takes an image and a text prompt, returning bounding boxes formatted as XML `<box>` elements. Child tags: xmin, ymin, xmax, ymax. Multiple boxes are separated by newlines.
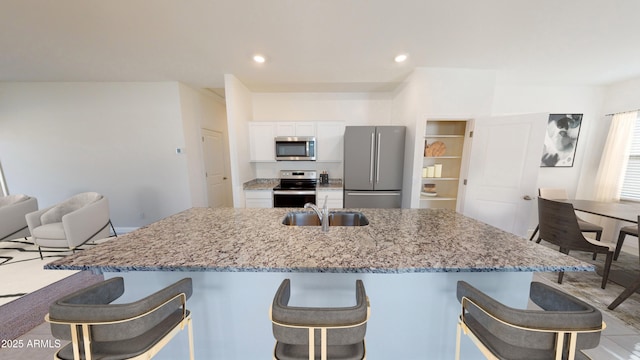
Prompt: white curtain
<box><xmin>593</xmin><ymin>111</ymin><xmax>638</xmax><ymax>201</ymax></box>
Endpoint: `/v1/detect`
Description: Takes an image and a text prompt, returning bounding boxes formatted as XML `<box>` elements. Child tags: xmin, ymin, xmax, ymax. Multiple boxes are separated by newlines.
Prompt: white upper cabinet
<box><xmin>249</xmin><ymin>122</ymin><xmax>276</xmax><ymax>162</ymax></box>
<box><xmin>276</xmin><ymin>122</ymin><xmax>316</xmax><ymax>137</ymax></box>
<box><xmin>316</xmin><ymin>122</ymin><xmax>345</xmax><ymax>162</ymax></box>
<box><xmin>249</xmin><ymin>121</ymin><xmax>344</xmax><ymax>162</ymax></box>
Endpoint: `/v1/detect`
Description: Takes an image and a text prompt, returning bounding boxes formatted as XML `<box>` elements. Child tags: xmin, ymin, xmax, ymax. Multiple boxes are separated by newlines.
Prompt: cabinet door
<box><xmin>374</xmin><ymin>126</ymin><xmax>406</xmax><ymax>190</ymax></box>
<box><xmin>316</xmin><ymin>122</ymin><xmax>345</xmax><ymax>162</ymax></box>
<box><xmin>317</xmin><ymin>190</ymin><xmax>344</xmax><ymax>208</ymax></box>
<box><xmin>276</xmin><ymin>123</ymin><xmax>296</xmax><ymax>136</ymax></box>
<box><xmin>294</xmin><ymin>122</ymin><xmax>316</xmax><ymax>136</ymax></box>
<box><xmin>344</xmin><ymin>126</ymin><xmax>376</xmax><ymax>190</ymax></box>
<box><xmin>249</xmin><ymin>122</ymin><xmax>276</xmax><ymax>161</ymax></box>
<box><xmin>244</xmin><ymin>190</ymin><xmax>273</xmax><ymax>208</ymax></box>
<box><xmin>276</xmin><ymin>122</ymin><xmax>316</xmax><ymax>137</ymax></box>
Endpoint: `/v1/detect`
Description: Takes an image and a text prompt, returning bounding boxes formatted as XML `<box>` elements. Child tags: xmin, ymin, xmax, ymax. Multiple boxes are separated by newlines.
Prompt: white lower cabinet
<box><xmin>244</xmin><ymin>190</ymin><xmax>273</xmax><ymax>208</ymax></box>
<box><xmin>317</xmin><ymin>189</ymin><xmax>343</xmax><ymax>208</ymax></box>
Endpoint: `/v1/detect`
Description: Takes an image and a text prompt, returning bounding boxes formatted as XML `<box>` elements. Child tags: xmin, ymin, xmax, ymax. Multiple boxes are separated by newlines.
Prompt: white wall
<box><xmin>602</xmin><ymin>76</ymin><xmax>640</xmax><ymax>115</ymax></box>
<box><xmin>398</xmin><ymin>68</ymin><xmax>497</xmax><ymax>208</ymax></box>
<box><xmin>392</xmin><ymin>70</ymin><xmax>428</xmax><ymax>208</ymax></box>
<box><xmin>416</xmin><ymin>67</ymin><xmax>496</xmax><ymax>118</ymax></box>
<box><xmin>0</xmin><ymin>82</ymin><xmax>193</xmax><ymax>229</ymax></box>
<box><xmin>178</xmin><ymin>84</ymin><xmax>230</xmax><ymax>207</ymax></box>
<box><xmin>224</xmin><ymin>74</ymin><xmax>255</xmax><ymax>207</ymax></box>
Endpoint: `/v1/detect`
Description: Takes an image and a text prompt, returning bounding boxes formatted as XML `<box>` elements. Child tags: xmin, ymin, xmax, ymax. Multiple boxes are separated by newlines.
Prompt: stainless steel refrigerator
<box><xmin>343</xmin><ymin>126</ymin><xmax>406</xmax><ymax>208</ymax></box>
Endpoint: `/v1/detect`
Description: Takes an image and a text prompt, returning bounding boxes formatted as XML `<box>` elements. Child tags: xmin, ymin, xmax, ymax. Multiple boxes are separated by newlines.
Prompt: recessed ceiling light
<box><xmin>253</xmin><ymin>55</ymin><xmax>266</xmax><ymax>63</ymax></box>
<box><xmin>394</xmin><ymin>54</ymin><xmax>408</xmax><ymax>63</ymax></box>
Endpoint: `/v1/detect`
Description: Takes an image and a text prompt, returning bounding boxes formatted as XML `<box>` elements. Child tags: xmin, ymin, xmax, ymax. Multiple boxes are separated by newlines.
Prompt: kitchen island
<box><xmin>47</xmin><ymin>207</ymin><xmax>593</xmax><ymax>359</ymax></box>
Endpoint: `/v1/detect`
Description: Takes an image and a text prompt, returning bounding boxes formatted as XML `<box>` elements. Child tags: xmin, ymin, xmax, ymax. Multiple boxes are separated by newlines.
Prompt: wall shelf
<box><xmin>420</xmin><ymin>119</ymin><xmax>470</xmax><ymax>210</ymax></box>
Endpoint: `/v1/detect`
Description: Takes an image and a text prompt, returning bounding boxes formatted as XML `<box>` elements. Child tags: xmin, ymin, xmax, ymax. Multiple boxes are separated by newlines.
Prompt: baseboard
<box><xmin>113</xmin><ymin>227</ymin><xmax>139</xmax><ymax>235</ymax></box>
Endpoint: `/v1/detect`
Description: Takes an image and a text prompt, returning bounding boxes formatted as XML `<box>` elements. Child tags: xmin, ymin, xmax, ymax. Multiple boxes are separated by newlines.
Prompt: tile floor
<box><xmin>1</xmin><ymin>242</ymin><xmax>640</xmax><ymax>359</ymax></box>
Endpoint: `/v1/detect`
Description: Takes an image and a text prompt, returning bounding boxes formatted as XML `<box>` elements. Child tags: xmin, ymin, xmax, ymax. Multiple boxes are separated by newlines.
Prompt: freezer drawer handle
<box><xmin>346</xmin><ymin>192</ymin><xmax>400</xmax><ymax>196</ymax></box>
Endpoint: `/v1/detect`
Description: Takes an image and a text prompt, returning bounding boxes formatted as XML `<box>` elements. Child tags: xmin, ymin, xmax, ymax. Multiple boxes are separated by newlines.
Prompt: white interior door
<box><xmin>202</xmin><ymin>129</ymin><xmax>230</xmax><ymax>208</ymax></box>
<box><xmin>463</xmin><ymin>113</ymin><xmax>547</xmax><ymax>237</ymax></box>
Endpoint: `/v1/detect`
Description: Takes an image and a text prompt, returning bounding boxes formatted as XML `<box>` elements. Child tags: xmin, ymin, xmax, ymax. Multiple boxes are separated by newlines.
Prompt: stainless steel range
<box><xmin>273</xmin><ymin>170</ymin><xmax>317</xmax><ymax>208</ymax></box>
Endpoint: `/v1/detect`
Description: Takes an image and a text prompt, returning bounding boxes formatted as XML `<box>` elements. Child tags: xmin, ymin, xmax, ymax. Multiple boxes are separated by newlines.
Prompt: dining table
<box><xmin>565</xmin><ymin>199</ymin><xmax>640</xmax><ymax>310</ymax></box>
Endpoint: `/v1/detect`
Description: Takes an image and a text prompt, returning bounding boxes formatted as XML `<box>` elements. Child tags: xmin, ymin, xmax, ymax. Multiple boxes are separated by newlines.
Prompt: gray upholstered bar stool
<box><xmin>270</xmin><ymin>279</ymin><xmax>370</xmax><ymax>360</ymax></box>
<box><xmin>456</xmin><ymin>281</ymin><xmax>605</xmax><ymax>360</ymax></box>
<box><xmin>46</xmin><ymin>277</ymin><xmax>194</xmax><ymax>360</ymax></box>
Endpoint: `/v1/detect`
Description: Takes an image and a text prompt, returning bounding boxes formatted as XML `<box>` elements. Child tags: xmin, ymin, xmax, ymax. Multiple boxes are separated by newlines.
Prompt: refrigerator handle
<box><xmin>376</xmin><ymin>132</ymin><xmax>381</xmax><ymax>183</ymax></box>
<box><xmin>369</xmin><ymin>132</ymin><xmax>375</xmax><ymax>183</ymax></box>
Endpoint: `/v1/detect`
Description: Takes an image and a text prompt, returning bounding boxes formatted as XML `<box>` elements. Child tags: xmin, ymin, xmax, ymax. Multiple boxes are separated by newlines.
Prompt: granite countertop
<box><xmin>243</xmin><ymin>178</ymin><xmax>343</xmax><ymax>190</ymax></box>
<box><xmin>242</xmin><ymin>178</ymin><xmax>280</xmax><ymax>190</ymax></box>
<box><xmin>46</xmin><ymin>207</ymin><xmax>593</xmax><ymax>274</ymax></box>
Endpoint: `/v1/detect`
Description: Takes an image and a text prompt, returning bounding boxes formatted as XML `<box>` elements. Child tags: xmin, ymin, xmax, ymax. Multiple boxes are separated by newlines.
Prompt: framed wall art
<box><xmin>540</xmin><ymin>114</ymin><xmax>583</xmax><ymax>167</ymax></box>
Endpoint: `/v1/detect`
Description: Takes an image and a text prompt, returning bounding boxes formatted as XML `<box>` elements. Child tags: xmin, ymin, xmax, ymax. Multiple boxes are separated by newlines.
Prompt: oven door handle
<box><xmin>273</xmin><ymin>190</ymin><xmax>317</xmax><ymax>195</ymax></box>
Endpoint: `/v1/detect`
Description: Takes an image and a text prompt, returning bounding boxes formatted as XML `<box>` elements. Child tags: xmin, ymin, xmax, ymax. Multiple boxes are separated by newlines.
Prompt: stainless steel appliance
<box><xmin>275</xmin><ymin>136</ymin><xmax>316</xmax><ymax>161</ymax></box>
<box><xmin>273</xmin><ymin>170</ymin><xmax>317</xmax><ymax>207</ymax></box>
<box><xmin>343</xmin><ymin>126</ymin><xmax>406</xmax><ymax>208</ymax></box>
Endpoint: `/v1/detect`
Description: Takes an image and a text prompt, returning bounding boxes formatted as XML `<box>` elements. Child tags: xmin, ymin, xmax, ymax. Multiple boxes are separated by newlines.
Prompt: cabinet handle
<box><xmin>523</xmin><ymin>195</ymin><xmax>533</xmax><ymax>200</ymax></box>
<box><xmin>369</xmin><ymin>132</ymin><xmax>375</xmax><ymax>183</ymax></box>
<box><xmin>376</xmin><ymin>132</ymin><xmax>381</xmax><ymax>183</ymax></box>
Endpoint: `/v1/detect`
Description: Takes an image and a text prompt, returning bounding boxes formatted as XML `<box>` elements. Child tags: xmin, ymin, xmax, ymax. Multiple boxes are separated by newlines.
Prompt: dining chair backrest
<box><xmin>537</xmin><ymin>197</ymin><xmax>601</xmax><ymax>252</ymax></box>
<box><xmin>538</xmin><ymin>188</ymin><xmax>569</xmax><ymax>200</ymax></box>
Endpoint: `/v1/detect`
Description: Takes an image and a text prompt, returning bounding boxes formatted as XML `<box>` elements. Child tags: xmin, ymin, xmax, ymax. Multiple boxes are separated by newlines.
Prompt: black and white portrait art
<box><xmin>540</xmin><ymin>114</ymin><xmax>583</xmax><ymax>167</ymax></box>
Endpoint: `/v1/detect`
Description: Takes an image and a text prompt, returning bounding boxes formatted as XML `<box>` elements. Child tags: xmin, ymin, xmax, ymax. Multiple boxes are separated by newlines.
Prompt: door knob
<box><xmin>523</xmin><ymin>195</ymin><xmax>533</xmax><ymax>200</ymax></box>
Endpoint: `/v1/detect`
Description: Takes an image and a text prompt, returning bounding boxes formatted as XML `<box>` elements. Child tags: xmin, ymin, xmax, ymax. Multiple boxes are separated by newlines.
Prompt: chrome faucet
<box><xmin>304</xmin><ymin>195</ymin><xmax>329</xmax><ymax>232</ymax></box>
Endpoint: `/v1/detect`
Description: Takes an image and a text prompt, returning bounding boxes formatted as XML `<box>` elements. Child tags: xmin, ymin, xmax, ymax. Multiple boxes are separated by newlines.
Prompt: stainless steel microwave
<box><xmin>275</xmin><ymin>136</ymin><xmax>316</xmax><ymax>161</ymax></box>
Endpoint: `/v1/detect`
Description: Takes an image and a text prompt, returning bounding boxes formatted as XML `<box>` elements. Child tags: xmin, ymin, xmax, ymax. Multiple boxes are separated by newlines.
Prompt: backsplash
<box><xmin>254</xmin><ymin>162</ymin><xmax>343</xmax><ymax>179</ymax></box>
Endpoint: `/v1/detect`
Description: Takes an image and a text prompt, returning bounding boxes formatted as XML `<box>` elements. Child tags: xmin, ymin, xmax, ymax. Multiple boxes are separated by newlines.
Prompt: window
<box><xmin>620</xmin><ymin>115</ymin><xmax>640</xmax><ymax>201</ymax></box>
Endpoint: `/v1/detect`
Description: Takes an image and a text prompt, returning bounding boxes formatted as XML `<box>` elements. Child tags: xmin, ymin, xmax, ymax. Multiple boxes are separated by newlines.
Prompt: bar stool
<box><xmin>46</xmin><ymin>277</ymin><xmax>194</xmax><ymax>360</ymax></box>
<box><xmin>270</xmin><ymin>279</ymin><xmax>370</xmax><ymax>360</ymax></box>
<box><xmin>456</xmin><ymin>281</ymin><xmax>605</xmax><ymax>360</ymax></box>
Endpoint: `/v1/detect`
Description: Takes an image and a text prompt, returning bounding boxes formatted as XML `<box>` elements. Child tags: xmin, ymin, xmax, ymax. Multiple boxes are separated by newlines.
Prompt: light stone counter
<box><xmin>47</xmin><ymin>207</ymin><xmax>591</xmax><ymax>273</ymax></box>
<box><xmin>43</xmin><ymin>207</ymin><xmax>595</xmax><ymax>360</ymax></box>
<box><xmin>242</xmin><ymin>178</ymin><xmax>279</xmax><ymax>190</ymax></box>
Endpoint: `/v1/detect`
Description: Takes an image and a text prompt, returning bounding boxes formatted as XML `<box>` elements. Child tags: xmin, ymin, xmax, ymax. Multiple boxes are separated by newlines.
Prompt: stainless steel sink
<box><xmin>282</xmin><ymin>211</ymin><xmax>369</xmax><ymax>226</ymax></box>
<box><xmin>281</xmin><ymin>212</ymin><xmax>321</xmax><ymax>226</ymax></box>
<box><xmin>328</xmin><ymin>211</ymin><xmax>369</xmax><ymax>226</ymax></box>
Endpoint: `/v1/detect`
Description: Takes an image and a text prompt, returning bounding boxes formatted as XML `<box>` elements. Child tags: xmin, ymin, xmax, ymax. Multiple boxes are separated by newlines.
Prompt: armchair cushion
<box><xmin>31</xmin><ymin>223</ymin><xmax>66</xmax><ymax>241</ymax></box>
<box><xmin>0</xmin><ymin>195</ymin><xmax>38</xmax><ymax>240</ymax></box>
<box><xmin>0</xmin><ymin>194</ymin><xmax>28</xmax><ymax>207</ymax></box>
<box><xmin>40</xmin><ymin>192</ymin><xmax>102</xmax><ymax>225</ymax></box>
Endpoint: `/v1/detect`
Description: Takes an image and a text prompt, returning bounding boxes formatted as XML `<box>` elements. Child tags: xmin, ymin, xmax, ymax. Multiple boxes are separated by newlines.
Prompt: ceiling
<box><xmin>2</xmin><ymin>0</ymin><xmax>640</xmax><ymax>93</ymax></box>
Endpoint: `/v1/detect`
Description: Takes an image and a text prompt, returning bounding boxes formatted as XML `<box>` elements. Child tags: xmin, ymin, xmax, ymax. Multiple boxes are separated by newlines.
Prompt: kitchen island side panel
<box><xmin>105</xmin><ymin>270</ymin><xmax>532</xmax><ymax>360</ymax></box>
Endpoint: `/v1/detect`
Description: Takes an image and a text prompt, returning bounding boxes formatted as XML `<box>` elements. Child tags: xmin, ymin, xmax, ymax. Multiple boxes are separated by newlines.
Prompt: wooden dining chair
<box><xmin>530</xmin><ymin>188</ymin><xmax>603</xmax><ymax>247</ymax></box>
<box><xmin>537</xmin><ymin>197</ymin><xmax>615</xmax><ymax>289</ymax></box>
<box><xmin>613</xmin><ymin>224</ymin><xmax>639</xmax><ymax>261</ymax></box>
<box><xmin>609</xmin><ymin>216</ymin><xmax>640</xmax><ymax>310</ymax></box>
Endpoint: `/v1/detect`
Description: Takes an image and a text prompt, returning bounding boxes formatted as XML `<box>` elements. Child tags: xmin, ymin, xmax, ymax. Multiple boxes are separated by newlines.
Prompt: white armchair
<box><xmin>0</xmin><ymin>194</ymin><xmax>38</xmax><ymax>241</ymax></box>
<box><xmin>26</xmin><ymin>192</ymin><xmax>115</xmax><ymax>259</ymax></box>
